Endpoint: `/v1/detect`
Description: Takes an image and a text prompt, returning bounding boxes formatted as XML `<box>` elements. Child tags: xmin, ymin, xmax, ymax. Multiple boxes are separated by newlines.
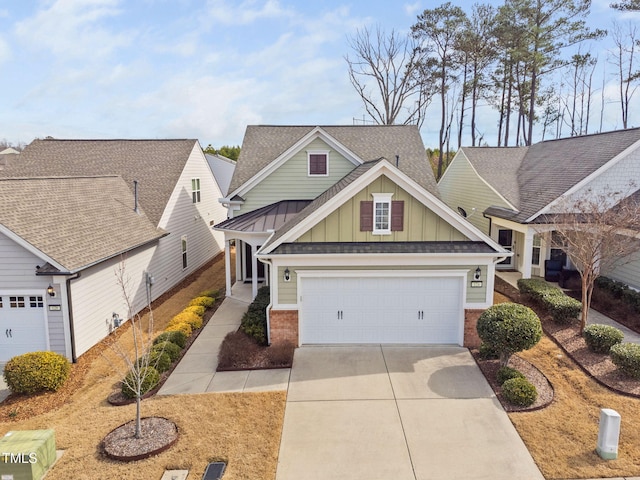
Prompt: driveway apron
<box><xmin>276</xmin><ymin>345</ymin><xmax>544</xmax><ymax>480</ymax></box>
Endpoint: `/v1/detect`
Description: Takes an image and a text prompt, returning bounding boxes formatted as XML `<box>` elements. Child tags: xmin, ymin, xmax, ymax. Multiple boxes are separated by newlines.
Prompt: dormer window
<box><xmin>308</xmin><ymin>151</ymin><xmax>329</xmax><ymax>176</ymax></box>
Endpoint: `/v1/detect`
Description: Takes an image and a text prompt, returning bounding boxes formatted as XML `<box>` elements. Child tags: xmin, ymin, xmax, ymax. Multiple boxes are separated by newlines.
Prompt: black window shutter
<box><xmin>391</xmin><ymin>200</ymin><xmax>404</xmax><ymax>231</ymax></box>
<box><xmin>360</xmin><ymin>201</ymin><xmax>373</xmax><ymax>231</ymax></box>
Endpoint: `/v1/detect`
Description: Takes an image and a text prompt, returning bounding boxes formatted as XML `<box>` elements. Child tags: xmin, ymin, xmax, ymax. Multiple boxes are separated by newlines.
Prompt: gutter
<box><xmin>66</xmin><ymin>272</ymin><xmax>81</xmax><ymax>363</ymax></box>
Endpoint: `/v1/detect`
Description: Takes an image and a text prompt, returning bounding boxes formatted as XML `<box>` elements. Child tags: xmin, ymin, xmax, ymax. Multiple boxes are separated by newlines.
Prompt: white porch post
<box><xmin>235</xmin><ymin>240</ymin><xmax>242</xmax><ymax>282</ymax></box>
<box><xmin>225</xmin><ymin>238</ymin><xmax>232</xmax><ymax>297</ymax></box>
<box><xmin>522</xmin><ymin>229</ymin><xmax>534</xmax><ymax>279</ymax></box>
<box><xmin>251</xmin><ymin>243</ymin><xmax>258</xmax><ymax>299</ymax></box>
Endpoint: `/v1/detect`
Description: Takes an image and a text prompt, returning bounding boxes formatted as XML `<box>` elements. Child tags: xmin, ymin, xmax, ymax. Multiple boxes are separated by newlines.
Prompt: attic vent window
<box><xmin>308</xmin><ymin>151</ymin><xmax>329</xmax><ymax>176</ymax></box>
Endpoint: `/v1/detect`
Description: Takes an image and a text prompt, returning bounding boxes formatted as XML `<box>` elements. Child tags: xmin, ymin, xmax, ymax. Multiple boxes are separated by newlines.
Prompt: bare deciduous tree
<box><xmin>104</xmin><ymin>258</ymin><xmax>158</xmax><ymax>439</ymax></box>
<box><xmin>345</xmin><ymin>26</ymin><xmax>432</xmax><ymax>127</ymax></box>
<box><xmin>538</xmin><ymin>186</ymin><xmax>640</xmax><ymax>331</ymax></box>
<box><xmin>609</xmin><ymin>21</ymin><xmax>639</xmax><ymax>129</ymax></box>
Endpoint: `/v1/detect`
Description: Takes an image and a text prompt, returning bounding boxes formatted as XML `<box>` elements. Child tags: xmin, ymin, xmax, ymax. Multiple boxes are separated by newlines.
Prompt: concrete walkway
<box><xmin>158</xmin><ymin>287</ymin><xmax>290</xmax><ymax>395</ymax></box>
<box><xmin>276</xmin><ymin>346</ymin><xmax>544</xmax><ymax>480</ymax></box>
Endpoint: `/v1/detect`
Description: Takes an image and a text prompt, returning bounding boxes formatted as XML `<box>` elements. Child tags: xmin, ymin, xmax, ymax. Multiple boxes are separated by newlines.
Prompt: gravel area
<box><xmin>102</xmin><ymin>417</ymin><xmax>178</xmax><ymax>461</ymax></box>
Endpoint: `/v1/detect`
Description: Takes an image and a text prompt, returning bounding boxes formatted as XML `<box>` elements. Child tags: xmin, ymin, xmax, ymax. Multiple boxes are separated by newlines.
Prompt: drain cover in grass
<box><xmin>202</xmin><ymin>462</ymin><xmax>226</xmax><ymax>480</ymax></box>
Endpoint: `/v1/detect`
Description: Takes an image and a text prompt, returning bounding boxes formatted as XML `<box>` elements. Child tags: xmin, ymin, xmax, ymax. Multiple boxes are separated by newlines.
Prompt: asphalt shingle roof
<box><xmin>0</xmin><ymin>176</ymin><xmax>166</xmax><ymax>272</ymax></box>
<box><xmin>228</xmin><ymin>125</ymin><xmax>437</xmax><ymax>195</ymax></box>
<box><xmin>0</xmin><ymin>139</ymin><xmax>199</xmax><ymax>225</ymax></box>
<box><xmin>462</xmin><ymin>128</ymin><xmax>640</xmax><ymax>222</ymax></box>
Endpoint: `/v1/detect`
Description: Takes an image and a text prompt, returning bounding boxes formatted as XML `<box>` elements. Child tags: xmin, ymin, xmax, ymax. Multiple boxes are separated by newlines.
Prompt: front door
<box><xmin>244</xmin><ymin>242</ymin><xmax>265</xmax><ymax>282</ymax></box>
<box><xmin>497</xmin><ymin>229</ymin><xmax>514</xmax><ymax>269</ymax></box>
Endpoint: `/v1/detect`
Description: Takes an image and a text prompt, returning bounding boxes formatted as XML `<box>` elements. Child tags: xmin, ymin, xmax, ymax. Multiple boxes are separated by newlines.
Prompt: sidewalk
<box><xmin>158</xmin><ymin>284</ymin><xmax>290</xmax><ymax>395</ymax></box>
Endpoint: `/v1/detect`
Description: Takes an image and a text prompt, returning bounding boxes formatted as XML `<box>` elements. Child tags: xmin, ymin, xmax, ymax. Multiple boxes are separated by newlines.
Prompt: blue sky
<box><xmin>0</xmin><ymin>0</ymin><xmax>638</xmax><ymax>149</ymax></box>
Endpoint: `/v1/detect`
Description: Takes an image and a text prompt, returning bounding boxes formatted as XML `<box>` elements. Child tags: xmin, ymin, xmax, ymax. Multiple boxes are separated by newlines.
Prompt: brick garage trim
<box><xmin>270</xmin><ymin>309</ymin><xmax>299</xmax><ymax>346</ymax></box>
<box><xmin>464</xmin><ymin>309</ymin><xmax>485</xmax><ymax>348</ymax></box>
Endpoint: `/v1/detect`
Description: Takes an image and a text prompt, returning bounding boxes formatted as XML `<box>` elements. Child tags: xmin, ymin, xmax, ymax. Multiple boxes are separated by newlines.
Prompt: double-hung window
<box><xmin>181</xmin><ymin>236</ymin><xmax>188</xmax><ymax>269</ymax></box>
<box><xmin>372</xmin><ymin>193</ymin><xmax>393</xmax><ymax>234</ymax></box>
<box><xmin>191</xmin><ymin>178</ymin><xmax>201</xmax><ymax>203</ymax></box>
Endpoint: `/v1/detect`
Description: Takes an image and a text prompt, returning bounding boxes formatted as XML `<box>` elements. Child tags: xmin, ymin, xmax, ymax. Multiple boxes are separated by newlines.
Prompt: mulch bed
<box><xmin>494</xmin><ymin>275</ymin><xmax>640</xmax><ymax>398</ymax></box>
<box><xmin>217</xmin><ymin>330</ymin><xmax>294</xmax><ymax>371</ymax></box>
<box><xmin>101</xmin><ymin>416</ymin><xmax>178</xmax><ymax>461</ymax></box>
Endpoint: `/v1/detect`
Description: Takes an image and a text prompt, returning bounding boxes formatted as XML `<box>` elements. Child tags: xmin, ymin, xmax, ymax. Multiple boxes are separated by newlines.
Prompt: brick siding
<box><xmin>464</xmin><ymin>309</ymin><xmax>485</xmax><ymax>348</ymax></box>
<box><xmin>270</xmin><ymin>309</ymin><xmax>299</xmax><ymax>346</ymax></box>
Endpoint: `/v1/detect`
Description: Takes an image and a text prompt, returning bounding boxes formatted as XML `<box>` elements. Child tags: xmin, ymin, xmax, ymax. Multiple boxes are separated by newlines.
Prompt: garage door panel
<box><xmin>301</xmin><ymin>275</ymin><xmax>463</xmax><ymax>345</ymax></box>
<box><xmin>0</xmin><ymin>294</ymin><xmax>48</xmax><ymax>362</ymax></box>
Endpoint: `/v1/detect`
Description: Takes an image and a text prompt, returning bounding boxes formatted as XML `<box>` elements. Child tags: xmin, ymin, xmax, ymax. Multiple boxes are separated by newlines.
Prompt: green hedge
<box><xmin>154</xmin><ymin>331</ymin><xmax>187</xmax><ymax>349</ymax></box>
<box><xmin>496</xmin><ymin>366</ymin><xmax>525</xmax><ymax>386</ymax></box>
<box><xmin>502</xmin><ymin>377</ymin><xmax>538</xmax><ymax>407</ymax></box>
<box><xmin>610</xmin><ymin>343</ymin><xmax>640</xmax><ymax>379</ymax></box>
<box><xmin>583</xmin><ymin>324</ymin><xmax>624</xmax><ymax>354</ymax></box>
<box><xmin>121</xmin><ymin>366</ymin><xmax>160</xmax><ymax>399</ymax></box>
<box><xmin>3</xmin><ymin>351</ymin><xmax>71</xmax><ymax>395</ymax></box>
<box><xmin>517</xmin><ymin>278</ymin><xmax>582</xmax><ymax>323</ymax></box>
<box><xmin>241</xmin><ymin>286</ymin><xmax>270</xmax><ymax>345</ymax></box>
<box><xmin>151</xmin><ymin>341</ymin><xmax>182</xmax><ymax>362</ymax></box>
<box><xmin>595</xmin><ymin>277</ymin><xmax>640</xmax><ymax>313</ymax></box>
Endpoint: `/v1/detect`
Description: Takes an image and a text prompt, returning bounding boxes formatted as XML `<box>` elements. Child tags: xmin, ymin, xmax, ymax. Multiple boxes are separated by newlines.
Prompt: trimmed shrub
<box><xmin>169</xmin><ymin>311</ymin><xmax>203</xmax><ymax>330</ymax></box>
<box><xmin>583</xmin><ymin>324</ymin><xmax>624</xmax><ymax>354</ymax></box>
<box><xmin>3</xmin><ymin>351</ymin><xmax>71</xmax><ymax>395</ymax></box>
<box><xmin>165</xmin><ymin>321</ymin><xmax>192</xmax><ymax>337</ymax></box>
<box><xmin>477</xmin><ymin>303</ymin><xmax>542</xmax><ymax>366</ymax></box>
<box><xmin>478</xmin><ymin>342</ymin><xmax>500</xmax><ymax>360</ymax></box>
<box><xmin>240</xmin><ymin>286</ymin><xmax>270</xmax><ymax>345</ymax></box>
<box><xmin>183</xmin><ymin>305</ymin><xmax>206</xmax><ymax>317</ymax></box>
<box><xmin>154</xmin><ymin>331</ymin><xmax>187</xmax><ymax>349</ymax></box>
<box><xmin>188</xmin><ymin>296</ymin><xmax>215</xmax><ymax>308</ymax></box>
<box><xmin>152</xmin><ymin>341</ymin><xmax>181</xmax><ymax>362</ymax></box>
<box><xmin>610</xmin><ymin>343</ymin><xmax>640</xmax><ymax>379</ymax></box>
<box><xmin>497</xmin><ymin>366</ymin><xmax>525</xmax><ymax>386</ymax></box>
<box><xmin>137</xmin><ymin>350</ymin><xmax>172</xmax><ymax>373</ymax></box>
<box><xmin>198</xmin><ymin>289</ymin><xmax>218</xmax><ymax>299</ymax></box>
<box><xmin>517</xmin><ymin>278</ymin><xmax>581</xmax><ymax>323</ymax></box>
<box><xmin>121</xmin><ymin>366</ymin><xmax>160</xmax><ymax>399</ymax></box>
<box><xmin>502</xmin><ymin>377</ymin><xmax>538</xmax><ymax>407</ymax></box>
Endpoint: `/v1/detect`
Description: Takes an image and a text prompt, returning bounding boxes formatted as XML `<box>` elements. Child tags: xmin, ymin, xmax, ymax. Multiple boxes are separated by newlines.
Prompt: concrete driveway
<box><xmin>276</xmin><ymin>346</ymin><xmax>544</xmax><ymax>480</ymax></box>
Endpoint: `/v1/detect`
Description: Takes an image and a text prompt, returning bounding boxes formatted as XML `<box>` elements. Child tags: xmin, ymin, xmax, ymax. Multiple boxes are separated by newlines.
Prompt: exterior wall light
<box><xmin>474</xmin><ymin>266</ymin><xmax>482</xmax><ymax>280</ymax></box>
<box><xmin>47</xmin><ymin>284</ymin><xmax>56</xmax><ymax>297</ymax></box>
<box><xmin>283</xmin><ymin>268</ymin><xmax>291</xmax><ymax>282</ymax></box>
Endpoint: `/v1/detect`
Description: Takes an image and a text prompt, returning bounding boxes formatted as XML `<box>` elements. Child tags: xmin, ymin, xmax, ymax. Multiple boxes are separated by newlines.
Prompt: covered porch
<box><xmin>214</xmin><ymin>200</ymin><xmax>310</xmax><ymax>300</ymax></box>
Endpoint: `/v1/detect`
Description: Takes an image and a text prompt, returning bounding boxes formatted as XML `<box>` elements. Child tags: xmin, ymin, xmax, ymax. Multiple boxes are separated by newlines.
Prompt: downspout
<box><xmin>66</xmin><ymin>273</ymin><xmax>81</xmax><ymax>363</ymax></box>
<box><xmin>259</xmin><ymin>257</ymin><xmax>273</xmax><ymax>346</ymax></box>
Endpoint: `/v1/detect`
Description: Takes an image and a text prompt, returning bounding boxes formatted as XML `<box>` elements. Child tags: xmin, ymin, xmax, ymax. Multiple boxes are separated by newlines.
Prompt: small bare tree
<box><xmin>105</xmin><ymin>258</ymin><xmax>157</xmax><ymax>439</ymax></box>
<box><xmin>539</xmin><ymin>186</ymin><xmax>640</xmax><ymax>331</ymax></box>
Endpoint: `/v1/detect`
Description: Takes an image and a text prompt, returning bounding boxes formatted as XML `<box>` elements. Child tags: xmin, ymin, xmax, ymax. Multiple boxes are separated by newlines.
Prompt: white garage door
<box><xmin>300</xmin><ymin>274</ymin><xmax>463</xmax><ymax>345</ymax></box>
<box><xmin>0</xmin><ymin>294</ymin><xmax>48</xmax><ymax>362</ymax></box>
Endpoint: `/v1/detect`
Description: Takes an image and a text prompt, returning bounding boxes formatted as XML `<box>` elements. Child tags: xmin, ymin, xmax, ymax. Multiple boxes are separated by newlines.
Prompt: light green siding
<box><xmin>277</xmin><ymin>266</ymin><xmax>487</xmax><ymax>305</ymax></box>
<box><xmin>238</xmin><ymin>138</ymin><xmax>356</xmax><ymax>214</ymax></box>
<box><xmin>607</xmin><ymin>252</ymin><xmax>640</xmax><ymax>290</ymax></box>
<box><xmin>438</xmin><ymin>152</ymin><xmax>511</xmax><ymax>234</ymax></box>
<box><xmin>297</xmin><ymin>175</ymin><xmax>469</xmax><ymax>242</ymax></box>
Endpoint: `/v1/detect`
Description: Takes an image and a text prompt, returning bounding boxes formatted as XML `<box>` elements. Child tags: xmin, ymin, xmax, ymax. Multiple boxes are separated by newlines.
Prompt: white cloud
<box><xmin>204</xmin><ymin>0</ymin><xmax>295</xmax><ymax>26</ymax></box>
<box><xmin>404</xmin><ymin>2</ymin><xmax>422</xmax><ymax>17</ymax></box>
<box><xmin>14</xmin><ymin>0</ymin><xmax>133</xmax><ymax>59</ymax></box>
<box><xmin>0</xmin><ymin>37</ymin><xmax>11</xmax><ymax>65</ymax></box>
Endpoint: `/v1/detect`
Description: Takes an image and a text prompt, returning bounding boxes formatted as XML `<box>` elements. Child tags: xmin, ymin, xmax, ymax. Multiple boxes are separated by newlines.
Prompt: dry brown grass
<box><xmin>0</xmin><ymin>250</ymin><xmax>289</xmax><ymax>480</ymax></box>
<box><xmin>511</xmin><ymin>335</ymin><xmax>640</xmax><ymax>479</ymax></box>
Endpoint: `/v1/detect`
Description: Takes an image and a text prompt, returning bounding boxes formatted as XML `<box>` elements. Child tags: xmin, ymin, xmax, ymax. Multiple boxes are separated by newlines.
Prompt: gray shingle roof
<box><xmin>0</xmin><ymin>139</ymin><xmax>199</xmax><ymax>225</ymax></box>
<box><xmin>0</xmin><ymin>176</ymin><xmax>166</xmax><ymax>272</ymax></box>
<box><xmin>269</xmin><ymin>241</ymin><xmax>497</xmax><ymax>255</ymax></box>
<box><xmin>228</xmin><ymin>125</ymin><xmax>437</xmax><ymax>195</ymax></box>
<box><xmin>462</xmin><ymin>128</ymin><xmax>640</xmax><ymax>223</ymax></box>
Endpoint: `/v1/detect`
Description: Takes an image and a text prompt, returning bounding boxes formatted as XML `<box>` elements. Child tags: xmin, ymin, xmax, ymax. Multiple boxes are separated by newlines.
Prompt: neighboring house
<box><xmin>205</xmin><ymin>153</ymin><xmax>236</xmax><ymax>197</ymax></box>
<box><xmin>0</xmin><ymin>139</ymin><xmax>227</xmax><ymax>362</ymax></box>
<box><xmin>0</xmin><ymin>147</ymin><xmax>20</xmax><ymax>170</ymax></box>
<box><xmin>438</xmin><ymin>128</ymin><xmax>640</xmax><ymax>289</ymax></box>
<box><xmin>215</xmin><ymin>125</ymin><xmax>510</xmax><ymax>347</ymax></box>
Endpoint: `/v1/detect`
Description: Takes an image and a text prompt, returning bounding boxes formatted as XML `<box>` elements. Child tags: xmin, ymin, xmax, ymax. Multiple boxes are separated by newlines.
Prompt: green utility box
<box><xmin>0</xmin><ymin>430</ymin><xmax>56</xmax><ymax>480</ymax></box>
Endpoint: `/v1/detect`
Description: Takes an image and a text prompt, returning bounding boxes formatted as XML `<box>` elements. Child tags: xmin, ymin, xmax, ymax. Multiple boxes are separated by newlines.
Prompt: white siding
<box><xmin>70</xmin><ymin>244</ymin><xmax>156</xmax><ymax>357</ymax></box>
<box><xmin>0</xmin><ymin>231</ymin><xmax>67</xmax><ymax>358</ymax></box>
<box><xmin>607</xmin><ymin>251</ymin><xmax>640</xmax><ymax>291</ymax></box>
<box><xmin>151</xmin><ymin>144</ymin><xmax>226</xmax><ymax>300</ymax></box>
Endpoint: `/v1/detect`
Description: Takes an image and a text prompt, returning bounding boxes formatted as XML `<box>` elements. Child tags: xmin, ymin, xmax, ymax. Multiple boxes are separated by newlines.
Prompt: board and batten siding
<box><xmin>296</xmin><ymin>175</ymin><xmax>469</xmax><ymax>243</ymax></box>
<box><xmin>238</xmin><ymin>138</ymin><xmax>357</xmax><ymax>214</ymax></box>
<box><xmin>438</xmin><ymin>151</ymin><xmax>511</xmax><ymax>234</ymax></box>
<box><xmin>0</xmin><ymin>231</ymin><xmax>66</xmax><ymax>357</ymax></box>
<box><xmin>70</xmin><ymin>243</ymin><xmax>156</xmax><ymax>357</ymax></box>
<box><xmin>150</xmin><ymin>143</ymin><xmax>226</xmax><ymax>301</ymax></box>
<box><xmin>277</xmin><ymin>265</ymin><xmax>487</xmax><ymax>305</ymax></box>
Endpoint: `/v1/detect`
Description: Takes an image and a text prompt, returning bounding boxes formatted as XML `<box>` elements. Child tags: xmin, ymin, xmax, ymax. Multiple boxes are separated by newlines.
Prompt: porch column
<box><xmin>235</xmin><ymin>240</ymin><xmax>242</xmax><ymax>282</ymax></box>
<box><xmin>251</xmin><ymin>243</ymin><xmax>258</xmax><ymax>299</ymax></box>
<box><xmin>225</xmin><ymin>238</ymin><xmax>232</xmax><ymax>297</ymax></box>
<box><xmin>522</xmin><ymin>229</ymin><xmax>534</xmax><ymax>279</ymax></box>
